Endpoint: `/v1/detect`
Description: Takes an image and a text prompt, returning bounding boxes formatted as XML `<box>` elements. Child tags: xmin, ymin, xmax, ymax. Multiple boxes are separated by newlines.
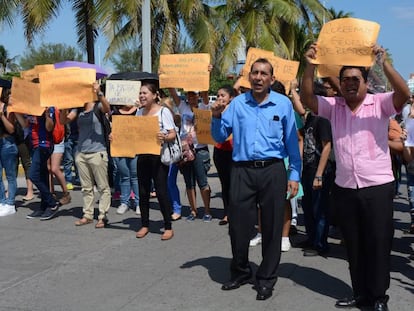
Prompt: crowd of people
<box><xmin>0</xmin><ymin>43</ymin><xmax>413</xmax><ymax>310</ymax></box>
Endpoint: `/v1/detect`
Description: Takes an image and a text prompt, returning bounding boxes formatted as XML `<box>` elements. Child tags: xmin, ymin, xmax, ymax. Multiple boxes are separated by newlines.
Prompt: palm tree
<box><xmin>3</xmin><ymin>0</ymin><xmax>98</xmax><ymax>64</ymax></box>
<box><xmin>97</xmin><ymin>0</ymin><xmax>219</xmax><ymax>70</ymax></box>
<box><xmin>211</xmin><ymin>0</ymin><xmax>331</xmax><ymax>73</ymax></box>
<box><xmin>0</xmin><ymin>45</ymin><xmax>19</xmax><ymax>74</ymax></box>
<box><xmin>0</xmin><ymin>0</ymin><xmax>19</xmax><ymax>27</ymax></box>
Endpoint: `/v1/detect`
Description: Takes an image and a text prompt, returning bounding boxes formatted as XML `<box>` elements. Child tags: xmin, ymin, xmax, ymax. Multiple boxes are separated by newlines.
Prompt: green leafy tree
<box><xmin>98</xmin><ymin>0</ymin><xmax>219</xmax><ymax>71</ymax></box>
<box><xmin>0</xmin><ymin>44</ymin><xmax>20</xmax><ymax>73</ymax></box>
<box><xmin>19</xmin><ymin>42</ymin><xmax>83</xmax><ymax>70</ymax></box>
<box><xmin>109</xmin><ymin>45</ymin><xmax>142</xmax><ymax>72</ymax></box>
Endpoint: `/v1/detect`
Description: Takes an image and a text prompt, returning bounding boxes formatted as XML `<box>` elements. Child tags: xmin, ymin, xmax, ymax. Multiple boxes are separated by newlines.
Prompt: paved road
<box><xmin>0</xmin><ymin>164</ymin><xmax>413</xmax><ymax>311</ymax></box>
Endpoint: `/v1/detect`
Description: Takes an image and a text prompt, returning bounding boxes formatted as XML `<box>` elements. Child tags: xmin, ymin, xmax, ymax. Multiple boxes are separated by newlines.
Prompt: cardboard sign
<box><xmin>159</xmin><ymin>53</ymin><xmax>210</xmax><ymax>91</ymax></box>
<box><xmin>105</xmin><ymin>80</ymin><xmax>141</xmax><ymax>106</ymax></box>
<box><xmin>312</xmin><ymin>17</ymin><xmax>380</xmax><ymax>66</ymax></box>
<box><xmin>39</xmin><ymin>68</ymin><xmax>96</xmax><ymax>108</ymax></box>
<box><xmin>193</xmin><ymin>108</ymin><xmax>215</xmax><ymax>145</ymax></box>
<box><xmin>9</xmin><ymin>77</ymin><xmax>45</xmax><ymax>116</ymax></box>
<box><xmin>316</xmin><ymin>64</ymin><xmax>343</xmax><ymax>78</ymax></box>
<box><xmin>111</xmin><ymin>115</ymin><xmax>160</xmax><ymax>157</ymax></box>
<box><xmin>239</xmin><ymin>48</ymin><xmax>299</xmax><ymax>94</ymax></box>
<box><xmin>20</xmin><ymin>64</ymin><xmax>55</xmax><ymax>81</ymax></box>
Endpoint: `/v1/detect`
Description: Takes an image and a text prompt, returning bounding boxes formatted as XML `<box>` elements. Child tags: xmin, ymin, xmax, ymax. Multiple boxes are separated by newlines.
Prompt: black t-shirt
<box><xmin>303</xmin><ymin>113</ymin><xmax>333</xmax><ymax>170</ymax></box>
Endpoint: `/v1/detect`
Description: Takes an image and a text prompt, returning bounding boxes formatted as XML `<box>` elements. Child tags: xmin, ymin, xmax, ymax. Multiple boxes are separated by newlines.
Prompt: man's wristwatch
<box><xmin>97</xmin><ymin>91</ymin><xmax>104</xmax><ymax>97</ymax></box>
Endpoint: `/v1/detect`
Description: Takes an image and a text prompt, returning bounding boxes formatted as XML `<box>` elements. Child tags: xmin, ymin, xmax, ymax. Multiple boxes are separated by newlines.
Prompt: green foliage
<box><xmin>0</xmin><ymin>72</ymin><xmax>20</xmax><ymax>80</ymax></box>
<box><xmin>0</xmin><ymin>44</ymin><xmax>20</xmax><ymax>73</ymax></box>
<box><xmin>209</xmin><ymin>73</ymin><xmax>235</xmax><ymax>95</ymax></box>
<box><xmin>19</xmin><ymin>43</ymin><xmax>83</xmax><ymax>70</ymax></box>
<box><xmin>109</xmin><ymin>47</ymin><xmax>141</xmax><ymax>72</ymax></box>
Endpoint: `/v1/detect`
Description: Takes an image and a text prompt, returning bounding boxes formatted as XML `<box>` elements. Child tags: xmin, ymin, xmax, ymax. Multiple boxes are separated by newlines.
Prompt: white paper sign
<box><xmin>105</xmin><ymin>80</ymin><xmax>141</xmax><ymax>106</ymax></box>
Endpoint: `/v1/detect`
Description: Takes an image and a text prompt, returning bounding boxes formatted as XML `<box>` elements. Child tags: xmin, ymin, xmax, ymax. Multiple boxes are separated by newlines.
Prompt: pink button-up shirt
<box><xmin>318</xmin><ymin>92</ymin><xmax>396</xmax><ymax>189</ymax></box>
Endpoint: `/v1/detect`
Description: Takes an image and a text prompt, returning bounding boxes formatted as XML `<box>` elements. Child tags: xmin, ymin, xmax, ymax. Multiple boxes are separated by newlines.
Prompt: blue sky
<box><xmin>1</xmin><ymin>0</ymin><xmax>414</xmax><ymax>79</ymax></box>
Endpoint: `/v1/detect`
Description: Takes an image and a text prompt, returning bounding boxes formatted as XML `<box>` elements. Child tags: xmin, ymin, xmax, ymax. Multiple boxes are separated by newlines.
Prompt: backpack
<box><xmin>52</xmin><ymin>108</ymin><xmax>65</xmax><ymax>144</ymax></box>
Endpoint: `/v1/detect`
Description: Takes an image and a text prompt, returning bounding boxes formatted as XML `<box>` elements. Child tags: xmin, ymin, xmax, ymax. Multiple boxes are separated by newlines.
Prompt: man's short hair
<box><xmin>339</xmin><ymin>66</ymin><xmax>370</xmax><ymax>83</ymax></box>
<box><xmin>250</xmin><ymin>58</ymin><xmax>274</xmax><ymax>76</ymax></box>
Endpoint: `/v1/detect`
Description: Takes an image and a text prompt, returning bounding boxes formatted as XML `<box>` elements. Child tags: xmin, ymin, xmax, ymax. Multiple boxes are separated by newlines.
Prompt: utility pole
<box><xmin>142</xmin><ymin>0</ymin><xmax>151</xmax><ymax>72</ymax></box>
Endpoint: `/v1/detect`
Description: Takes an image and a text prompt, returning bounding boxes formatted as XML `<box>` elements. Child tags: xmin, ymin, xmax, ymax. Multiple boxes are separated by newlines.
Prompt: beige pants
<box><xmin>75</xmin><ymin>151</ymin><xmax>111</xmax><ymax>220</ymax></box>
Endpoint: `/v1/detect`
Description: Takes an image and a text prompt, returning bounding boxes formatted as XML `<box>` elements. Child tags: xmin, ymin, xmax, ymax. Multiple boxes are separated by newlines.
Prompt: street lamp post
<box><xmin>142</xmin><ymin>0</ymin><xmax>151</xmax><ymax>73</ymax></box>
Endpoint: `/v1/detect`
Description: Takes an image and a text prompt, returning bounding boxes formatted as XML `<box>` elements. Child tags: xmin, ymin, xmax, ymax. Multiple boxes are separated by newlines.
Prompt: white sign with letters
<box><xmin>106</xmin><ymin>80</ymin><xmax>141</xmax><ymax>106</ymax></box>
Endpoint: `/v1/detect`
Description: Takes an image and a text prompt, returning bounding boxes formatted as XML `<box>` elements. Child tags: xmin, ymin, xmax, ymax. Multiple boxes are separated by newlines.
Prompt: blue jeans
<box><xmin>168</xmin><ymin>163</ymin><xmax>181</xmax><ymax>214</ymax></box>
<box><xmin>0</xmin><ymin>136</ymin><xmax>18</xmax><ymax>205</ymax></box>
<box><xmin>301</xmin><ymin>167</ymin><xmax>334</xmax><ymax>251</ymax></box>
<box><xmin>30</xmin><ymin>146</ymin><xmax>56</xmax><ymax>209</ymax></box>
<box><xmin>63</xmin><ymin>136</ymin><xmax>79</xmax><ymax>184</ymax></box>
<box><xmin>114</xmin><ymin>156</ymin><xmax>139</xmax><ymax>207</ymax></box>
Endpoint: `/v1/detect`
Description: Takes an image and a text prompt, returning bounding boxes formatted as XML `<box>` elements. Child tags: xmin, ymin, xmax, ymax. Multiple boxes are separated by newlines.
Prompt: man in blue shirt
<box><xmin>211</xmin><ymin>58</ymin><xmax>301</xmax><ymax>300</ymax></box>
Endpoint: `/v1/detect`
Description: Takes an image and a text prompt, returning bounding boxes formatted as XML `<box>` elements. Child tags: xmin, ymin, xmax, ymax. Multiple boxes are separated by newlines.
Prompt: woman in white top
<box><xmin>135</xmin><ymin>81</ymin><xmax>176</xmax><ymax>241</ymax></box>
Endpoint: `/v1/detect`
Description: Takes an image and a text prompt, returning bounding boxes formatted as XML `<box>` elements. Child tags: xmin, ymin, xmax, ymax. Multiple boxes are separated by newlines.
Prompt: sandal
<box><xmin>171</xmin><ymin>213</ymin><xmax>182</xmax><ymax>221</ymax></box>
<box><xmin>136</xmin><ymin>227</ymin><xmax>149</xmax><ymax>238</ymax></box>
<box><xmin>95</xmin><ymin>218</ymin><xmax>108</xmax><ymax>229</ymax></box>
<box><xmin>23</xmin><ymin>195</ymin><xmax>35</xmax><ymax>201</ymax></box>
<box><xmin>75</xmin><ymin>218</ymin><xmax>93</xmax><ymax>226</ymax></box>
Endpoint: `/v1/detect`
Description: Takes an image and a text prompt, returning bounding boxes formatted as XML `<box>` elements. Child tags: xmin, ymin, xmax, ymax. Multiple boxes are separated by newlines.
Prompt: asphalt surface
<box><xmin>0</xmin><ymin>163</ymin><xmax>413</xmax><ymax>311</ymax></box>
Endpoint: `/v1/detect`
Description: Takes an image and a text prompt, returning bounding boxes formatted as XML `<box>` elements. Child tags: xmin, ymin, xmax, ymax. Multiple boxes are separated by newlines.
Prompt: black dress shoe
<box><xmin>303</xmin><ymin>248</ymin><xmax>319</xmax><ymax>257</ymax></box>
<box><xmin>221</xmin><ymin>275</ymin><xmax>252</xmax><ymax>291</ymax></box>
<box><xmin>374</xmin><ymin>295</ymin><xmax>389</xmax><ymax>311</ymax></box>
<box><xmin>335</xmin><ymin>297</ymin><xmax>372</xmax><ymax>308</ymax></box>
<box><xmin>256</xmin><ymin>286</ymin><xmax>273</xmax><ymax>300</ymax></box>
<box><xmin>374</xmin><ymin>301</ymin><xmax>389</xmax><ymax>311</ymax></box>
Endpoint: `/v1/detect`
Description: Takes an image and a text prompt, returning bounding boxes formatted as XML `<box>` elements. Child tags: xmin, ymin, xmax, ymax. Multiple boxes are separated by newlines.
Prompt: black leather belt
<box><xmin>234</xmin><ymin>158</ymin><xmax>282</xmax><ymax>168</ymax></box>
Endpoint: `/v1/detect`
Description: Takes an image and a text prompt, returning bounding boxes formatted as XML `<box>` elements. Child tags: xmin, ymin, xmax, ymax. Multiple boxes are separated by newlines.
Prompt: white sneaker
<box><xmin>249</xmin><ymin>233</ymin><xmax>262</xmax><ymax>247</ymax></box>
<box><xmin>135</xmin><ymin>206</ymin><xmax>141</xmax><ymax>215</ymax></box>
<box><xmin>0</xmin><ymin>204</ymin><xmax>16</xmax><ymax>217</ymax></box>
<box><xmin>281</xmin><ymin>237</ymin><xmax>291</xmax><ymax>252</ymax></box>
<box><xmin>116</xmin><ymin>203</ymin><xmax>129</xmax><ymax>215</ymax></box>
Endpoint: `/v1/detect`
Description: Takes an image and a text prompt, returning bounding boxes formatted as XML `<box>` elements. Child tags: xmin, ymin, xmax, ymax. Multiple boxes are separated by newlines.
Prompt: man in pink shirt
<box><xmin>301</xmin><ymin>44</ymin><xmax>410</xmax><ymax>311</ymax></box>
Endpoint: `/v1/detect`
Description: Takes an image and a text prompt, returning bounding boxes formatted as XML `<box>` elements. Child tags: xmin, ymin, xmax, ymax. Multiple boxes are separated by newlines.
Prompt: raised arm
<box><xmin>300</xmin><ymin>43</ymin><xmax>319</xmax><ymax>114</ymax></box>
<box><xmin>373</xmin><ymin>45</ymin><xmax>410</xmax><ymax>111</ymax></box>
<box><xmin>168</xmin><ymin>88</ymin><xmax>181</xmax><ymax>107</ymax></box>
<box><xmin>45</xmin><ymin>108</ymin><xmax>55</xmax><ymax>132</ymax></box>
<box><xmin>60</xmin><ymin>108</ymin><xmax>78</xmax><ymax>125</ymax></box>
<box><xmin>93</xmin><ymin>82</ymin><xmax>110</xmax><ymax>114</ymax></box>
<box><xmin>290</xmin><ymin>79</ymin><xmax>306</xmax><ymax>116</ymax></box>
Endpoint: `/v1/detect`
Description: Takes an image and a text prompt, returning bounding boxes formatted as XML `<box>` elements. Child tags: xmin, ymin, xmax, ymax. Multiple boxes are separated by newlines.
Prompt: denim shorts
<box><xmin>180</xmin><ymin>147</ymin><xmax>211</xmax><ymax>189</ymax></box>
<box><xmin>53</xmin><ymin>141</ymin><xmax>65</xmax><ymax>154</ymax></box>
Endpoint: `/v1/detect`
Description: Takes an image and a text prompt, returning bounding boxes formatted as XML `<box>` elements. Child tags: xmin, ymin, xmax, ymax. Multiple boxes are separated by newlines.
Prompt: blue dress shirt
<box><xmin>211</xmin><ymin>90</ymin><xmax>301</xmax><ymax>182</ymax></box>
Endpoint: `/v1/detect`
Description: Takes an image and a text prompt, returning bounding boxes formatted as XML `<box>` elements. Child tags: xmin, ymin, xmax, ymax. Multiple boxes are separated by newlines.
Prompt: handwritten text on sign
<box><xmin>159</xmin><ymin>53</ymin><xmax>210</xmax><ymax>91</ymax></box>
<box><xmin>106</xmin><ymin>80</ymin><xmax>141</xmax><ymax>106</ymax></box>
<box><xmin>111</xmin><ymin>115</ymin><xmax>160</xmax><ymax>157</ymax></box>
<box><xmin>312</xmin><ymin>17</ymin><xmax>380</xmax><ymax>66</ymax></box>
